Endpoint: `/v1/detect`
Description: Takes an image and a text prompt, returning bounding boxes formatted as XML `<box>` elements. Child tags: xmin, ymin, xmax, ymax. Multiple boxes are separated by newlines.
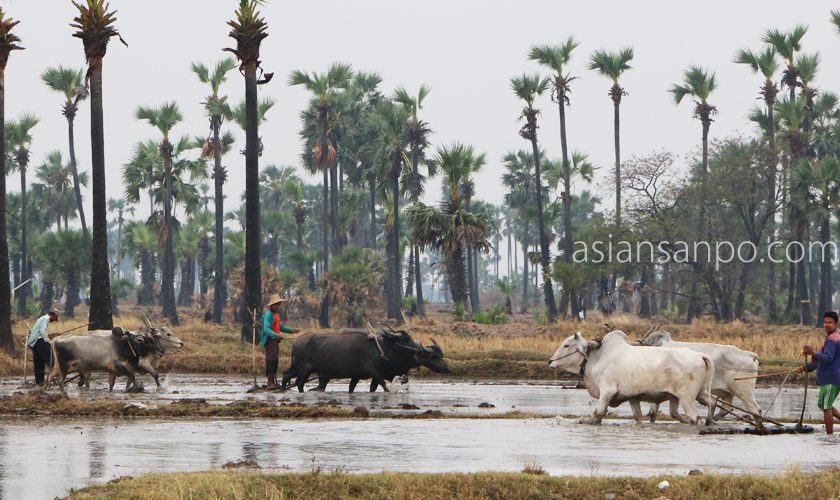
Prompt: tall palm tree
<box><xmin>6</xmin><ymin>114</ymin><xmax>39</xmax><ymax>317</ymax></box>
<box><xmin>41</xmin><ymin>66</ymin><xmax>89</xmax><ymax>238</ymax></box>
<box><xmin>71</xmin><ymin>0</ymin><xmax>124</xmax><ymax>331</ymax></box>
<box><xmin>832</xmin><ymin>11</ymin><xmax>840</xmax><ymax>35</ymax></box>
<box><xmin>763</xmin><ymin>26</ymin><xmax>807</xmax><ymax>102</ymax></box>
<box><xmin>510</xmin><ymin>73</ymin><xmax>558</xmax><ymax>322</ymax></box>
<box><xmin>192</xmin><ymin>57</ymin><xmax>237</xmax><ymax>324</ymax></box>
<box><xmin>289</xmin><ymin>63</ymin><xmax>352</xmax><ymax>328</ymax></box>
<box><xmin>225</xmin><ymin>0</ymin><xmax>270</xmax><ymax>342</ymax></box>
<box><xmin>791</xmin><ymin>157</ymin><xmax>840</xmax><ymax>327</ymax></box>
<box><xmin>502</xmin><ymin>150</ymin><xmax>541</xmax><ymax>312</ymax></box>
<box><xmin>735</xmin><ymin>46</ymin><xmax>779</xmax><ymax>318</ymax></box>
<box><xmin>107</xmin><ymin>197</ymin><xmax>133</xmax><ymax>278</ymax></box>
<box><xmin>669</xmin><ymin>66</ymin><xmax>717</xmax><ymax>321</ymax></box>
<box><xmin>406</xmin><ymin>143</ymin><xmax>491</xmax><ymax>310</ymax></box>
<box><xmin>394</xmin><ymin>85</ymin><xmax>434</xmax><ymax>317</ymax></box>
<box><xmin>136</xmin><ymin>102</ymin><xmax>183</xmax><ymax>324</ymax></box>
<box><xmin>0</xmin><ymin>8</ymin><xmax>22</xmax><ymax>350</ymax></box>
<box><xmin>588</xmin><ymin>47</ymin><xmax>633</xmax><ymax>232</ymax></box>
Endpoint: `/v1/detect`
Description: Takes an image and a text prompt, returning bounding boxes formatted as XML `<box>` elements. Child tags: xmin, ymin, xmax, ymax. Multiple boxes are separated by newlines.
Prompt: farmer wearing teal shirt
<box><xmin>261</xmin><ymin>294</ymin><xmax>299</xmax><ymax>389</ymax></box>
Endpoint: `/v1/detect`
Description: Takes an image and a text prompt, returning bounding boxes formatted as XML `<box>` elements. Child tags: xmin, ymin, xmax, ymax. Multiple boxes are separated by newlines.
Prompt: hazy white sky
<box><xmin>3</xmin><ymin>0</ymin><xmax>840</xmax><ymax>222</ymax></box>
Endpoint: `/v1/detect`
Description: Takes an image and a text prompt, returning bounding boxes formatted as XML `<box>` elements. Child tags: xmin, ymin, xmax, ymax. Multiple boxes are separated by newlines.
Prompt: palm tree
<box><xmin>502</xmin><ymin>150</ymin><xmax>541</xmax><ymax>312</ymax></box>
<box><xmin>791</xmin><ymin>157</ymin><xmax>840</xmax><ymax>327</ymax></box>
<box><xmin>832</xmin><ymin>11</ymin><xmax>840</xmax><ymax>35</ymax></box>
<box><xmin>0</xmin><ymin>8</ymin><xmax>22</xmax><ymax>350</ymax></box>
<box><xmin>6</xmin><ymin>114</ymin><xmax>39</xmax><ymax>317</ymax></box>
<box><xmin>107</xmin><ymin>198</ymin><xmax>133</xmax><ymax>278</ymax></box>
<box><xmin>41</xmin><ymin>66</ymin><xmax>89</xmax><ymax>238</ymax></box>
<box><xmin>136</xmin><ymin>102</ymin><xmax>183</xmax><ymax>324</ymax></box>
<box><xmin>406</xmin><ymin>143</ymin><xmax>490</xmax><ymax>310</ymax></box>
<box><xmin>734</xmin><ymin>46</ymin><xmax>779</xmax><ymax>318</ymax></box>
<box><xmin>125</xmin><ymin>222</ymin><xmax>157</xmax><ymax>306</ymax></box>
<box><xmin>763</xmin><ymin>26</ymin><xmax>807</xmax><ymax>102</ymax></box>
<box><xmin>510</xmin><ymin>73</ymin><xmax>558</xmax><ymax>322</ymax></box>
<box><xmin>71</xmin><ymin>0</ymin><xmax>124</xmax><ymax>331</ymax></box>
<box><xmin>35</xmin><ymin>151</ymin><xmax>82</xmax><ymax>230</ymax></box>
<box><xmin>394</xmin><ymin>85</ymin><xmax>434</xmax><ymax>317</ymax></box>
<box><xmin>225</xmin><ymin>0</ymin><xmax>270</xmax><ymax>342</ymax></box>
<box><xmin>588</xmin><ymin>47</ymin><xmax>633</xmax><ymax>232</ymax></box>
<box><xmin>192</xmin><ymin>57</ymin><xmax>237</xmax><ymax>324</ymax></box>
<box><xmin>669</xmin><ymin>66</ymin><xmax>717</xmax><ymax>321</ymax></box>
<box><xmin>290</xmin><ymin>63</ymin><xmax>353</xmax><ymax>328</ymax></box>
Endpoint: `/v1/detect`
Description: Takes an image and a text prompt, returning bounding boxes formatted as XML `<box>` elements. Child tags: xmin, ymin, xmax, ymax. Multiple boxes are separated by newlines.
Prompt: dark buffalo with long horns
<box><xmin>281</xmin><ymin>327</ymin><xmax>450</xmax><ymax>393</ymax></box>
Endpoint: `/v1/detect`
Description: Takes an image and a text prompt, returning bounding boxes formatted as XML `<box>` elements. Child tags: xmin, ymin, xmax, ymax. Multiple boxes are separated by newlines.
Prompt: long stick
<box><xmin>51</xmin><ymin>322</ymin><xmax>94</xmax><ymax>338</ymax></box>
<box><xmin>250</xmin><ymin>308</ymin><xmax>257</xmax><ymax>387</ymax></box>
<box><xmin>22</xmin><ymin>320</ymin><xmax>31</xmax><ymax>385</ymax></box>
<box><xmin>734</xmin><ymin>369</ymin><xmax>796</xmax><ymax>381</ymax></box>
<box><xmin>763</xmin><ymin>368</ymin><xmax>793</xmax><ymax>417</ymax></box>
<box><xmin>798</xmin><ymin>357</ymin><xmax>809</xmax><ymax>430</ymax></box>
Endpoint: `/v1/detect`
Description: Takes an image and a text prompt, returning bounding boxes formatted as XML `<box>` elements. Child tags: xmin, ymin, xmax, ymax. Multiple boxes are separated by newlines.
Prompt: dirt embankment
<box><xmin>0</xmin><ymin>312</ymin><xmax>819</xmax><ymax>381</ymax></box>
<box><xmin>67</xmin><ymin>469</ymin><xmax>840</xmax><ymax>500</ymax></box>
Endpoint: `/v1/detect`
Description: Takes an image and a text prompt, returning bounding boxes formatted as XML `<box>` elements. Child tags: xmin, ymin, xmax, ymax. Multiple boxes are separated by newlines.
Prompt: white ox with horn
<box><xmin>641</xmin><ymin>330</ymin><xmax>760</xmax><ymax>421</ymax></box>
<box><xmin>549</xmin><ymin>331</ymin><xmax>716</xmax><ymax>425</ymax></box>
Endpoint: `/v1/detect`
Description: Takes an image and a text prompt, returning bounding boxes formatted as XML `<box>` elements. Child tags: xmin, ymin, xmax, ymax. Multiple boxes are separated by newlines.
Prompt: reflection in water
<box><xmin>1</xmin><ymin>417</ymin><xmax>840</xmax><ymax>499</ymax></box>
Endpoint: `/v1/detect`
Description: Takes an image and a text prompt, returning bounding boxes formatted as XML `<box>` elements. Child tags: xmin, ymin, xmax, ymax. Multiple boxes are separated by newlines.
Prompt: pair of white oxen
<box><xmin>549</xmin><ymin>330</ymin><xmax>761</xmax><ymax>426</ymax></box>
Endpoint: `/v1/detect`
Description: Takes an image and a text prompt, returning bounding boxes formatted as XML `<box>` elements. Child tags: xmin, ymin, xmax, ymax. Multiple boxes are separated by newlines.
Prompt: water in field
<box><xmin>0</xmin><ymin>374</ymin><xmax>817</xmax><ymax>421</ymax></box>
<box><xmin>0</xmin><ymin>416</ymin><xmax>838</xmax><ymax>499</ymax></box>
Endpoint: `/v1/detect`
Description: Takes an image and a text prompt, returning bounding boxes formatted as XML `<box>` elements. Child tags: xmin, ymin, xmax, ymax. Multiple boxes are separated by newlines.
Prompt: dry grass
<box><xmin>67</xmin><ymin>469</ymin><xmax>840</xmax><ymax>499</ymax></box>
<box><xmin>0</xmin><ymin>312</ymin><xmax>823</xmax><ymax>380</ymax></box>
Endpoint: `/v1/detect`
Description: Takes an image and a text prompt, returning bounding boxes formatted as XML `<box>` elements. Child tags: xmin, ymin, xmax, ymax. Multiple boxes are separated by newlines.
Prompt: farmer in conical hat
<box><xmin>261</xmin><ymin>294</ymin><xmax>299</xmax><ymax>389</ymax></box>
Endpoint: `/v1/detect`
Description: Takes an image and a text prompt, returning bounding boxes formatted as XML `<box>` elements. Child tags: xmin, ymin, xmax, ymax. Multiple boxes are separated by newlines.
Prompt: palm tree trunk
<box><xmin>369</xmin><ymin>177</ymin><xmax>376</xmax><ymax>249</ymax></box>
<box><xmin>448</xmin><ymin>243</ymin><xmax>468</xmax><ymax>307</ymax></box>
<box><xmin>330</xmin><ymin>149</ymin><xmax>340</xmax><ymax>257</ymax></box>
<box><xmin>521</xmin><ymin>222</ymin><xmax>529</xmax><ymax>313</ymax></box>
<box><xmin>766</xmin><ymin>98</ymin><xmax>777</xmax><ymax>319</ymax></box>
<box><xmin>87</xmin><ymin>57</ymin><xmax>113</xmax><ymax>331</ymax></box>
<box><xmin>796</xmin><ymin>225</ymin><xmax>811</xmax><ymax>326</ymax></box>
<box><xmin>67</xmin><ymin>115</ymin><xmax>88</xmax><ymax>238</ymax></box>
<box><xmin>240</xmin><ymin>60</ymin><xmax>262</xmax><ymax>342</ymax></box>
<box><xmin>391</xmin><ymin>167</ymin><xmax>405</xmax><ymax>324</ymax></box>
<box><xmin>0</xmin><ymin>67</ymin><xmax>13</xmax><ymax>350</ymax></box>
<box><xmin>414</xmin><ymin>244</ymin><xmax>425</xmax><ymax>317</ymax></box>
<box><xmin>318</xmin><ymin>134</ymin><xmax>330</xmax><ymax>329</ymax></box>
<box><xmin>817</xmin><ymin>216</ymin><xmax>831</xmax><ymax>327</ymax></box>
<box><xmin>212</xmin><ymin>117</ymin><xmax>225</xmax><ymax>324</ymax></box>
<box><xmin>531</xmin><ymin>129</ymin><xmax>559</xmax><ymax>322</ymax></box>
<box><xmin>556</xmin><ymin>97</ymin><xmax>576</xmax><ymax>321</ymax></box>
<box><xmin>688</xmin><ymin>119</ymin><xmax>710</xmax><ymax>322</ymax></box>
<box><xmin>17</xmin><ymin>161</ymin><xmax>28</xmax><ymax>318</ymax></box>
<box><xmin>161</xmin><ymin>145</ymin><xmax>179</xmax><ymax>325</ymax></box>
<box><xmin>141</xmin><ymin>250</ymin><xmax>155</xmax><ymax>305</ymax></box>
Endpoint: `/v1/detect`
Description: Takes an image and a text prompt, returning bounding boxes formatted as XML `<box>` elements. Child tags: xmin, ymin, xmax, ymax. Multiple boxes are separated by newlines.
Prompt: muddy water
<box><xmin>0</xmin><ymin>375</ymin><xmax>819</xmax><ymax>421</ymax></box>
<box><xmin>1</xmin><ymin>417</ymin><xmax>839</xmax><ymax>499</ymax></box>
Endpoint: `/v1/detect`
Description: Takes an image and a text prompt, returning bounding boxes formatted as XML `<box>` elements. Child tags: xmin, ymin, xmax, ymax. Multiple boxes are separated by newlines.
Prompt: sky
<box><xmin>2</xmin><ymin>0</ymin><xmax>840</xmax><ymax>225</ymax></box>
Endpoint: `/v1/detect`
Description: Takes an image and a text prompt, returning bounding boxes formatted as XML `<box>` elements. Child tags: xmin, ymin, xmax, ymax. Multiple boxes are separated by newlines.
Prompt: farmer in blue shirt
<box><xmin>801</xmin><ymin>311</ymin><xmax>840</xmax><ymax>434</ymax></box>
<box><xmin>261</xmin><ymin>294</ymin><xmax>299</xmax><ymax>389</ymax></box>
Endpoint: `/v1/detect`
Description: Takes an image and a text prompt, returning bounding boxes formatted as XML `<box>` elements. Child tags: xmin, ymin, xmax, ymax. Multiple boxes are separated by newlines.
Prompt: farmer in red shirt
<box><xmin>261</xmin><ymin>294</ymin><xmax>299</xmax><ymax>389</ymax></box>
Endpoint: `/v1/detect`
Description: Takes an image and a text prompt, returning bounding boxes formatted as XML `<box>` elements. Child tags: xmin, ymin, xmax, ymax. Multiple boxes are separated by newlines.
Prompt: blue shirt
<box><xmin>260</xmin><ymin>310</ymin><xmax>294</xmax><ymax>347</ymax></box>
<box><xmin>26</xmin><ymin>315</ymin><xmax>51</xmax><ymax>347</ymax></box>
<box><xmin>806</xmin><ymin>331</ymin><xmax>840</xmax><ymax>387</ymax></box>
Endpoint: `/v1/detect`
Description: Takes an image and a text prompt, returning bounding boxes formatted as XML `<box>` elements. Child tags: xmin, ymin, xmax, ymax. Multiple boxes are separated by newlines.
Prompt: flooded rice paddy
<box><xmin>0</xmin><ymin>376</ymin><xmax>835</xmax><ymax>499</ymax></box>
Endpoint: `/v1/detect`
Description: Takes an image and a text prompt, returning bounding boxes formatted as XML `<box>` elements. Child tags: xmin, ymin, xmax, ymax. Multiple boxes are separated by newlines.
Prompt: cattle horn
<box><xmin>639</xmin><ymin>323</ymin><xmax>663</xmax><ymax>343</ymax></box>
<box><xmin>430</xmin><ymin>338</ymin><xmax>439</xmax><ymax>348</ymax></box>
<box><xmin>602</xmin><ymin>323</ymin><xmax>614</xmax><ymax>333</ymax></box>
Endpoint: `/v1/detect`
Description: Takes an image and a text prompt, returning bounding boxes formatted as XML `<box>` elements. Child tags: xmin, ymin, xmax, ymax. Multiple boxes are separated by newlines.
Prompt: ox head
<box><xmin>150</xmin><ymin>326</ymin><xmax>184</xmax><ymax>352</ymax></box>
<box><xmin>391</xmin><ymin>334</ymin><xmax>450</xmax><ymax>374</ymax></box>
<box><xmin>548</xmin><ymin>332</ymin><xmax>601</xmax><ymax>373</ymax></box>
<box><xmin>639</xmin><ymin>330</ymin><xmax>672</xmax><ymax>347</ymax></box>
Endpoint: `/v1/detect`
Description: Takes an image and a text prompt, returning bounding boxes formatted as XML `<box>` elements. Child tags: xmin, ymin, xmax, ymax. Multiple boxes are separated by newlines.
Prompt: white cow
<box><xmin>549</xmin><ymin>331</ymin><xmax>716</xmax><ymax>425</ymax></box>
<box><xmin>641</xmin><ymin>330</ymin><xmax>760</xmax><ymax>421</ymax></box>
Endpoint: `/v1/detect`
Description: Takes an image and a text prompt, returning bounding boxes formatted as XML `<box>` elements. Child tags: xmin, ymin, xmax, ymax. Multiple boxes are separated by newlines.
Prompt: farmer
<box><xmin>27</xmin><ymin>308</ymin><xmax>59</xmax><ymax>385</ymax></box>
<box><xmin>261</xmin><ymin>294</ymin><xmax>300</xmax><ymax>389</ymax></box>
<box><xmin>801</xmin><ymin>311</ymin><xmax>840</xmax><ymax>434</ymax></box>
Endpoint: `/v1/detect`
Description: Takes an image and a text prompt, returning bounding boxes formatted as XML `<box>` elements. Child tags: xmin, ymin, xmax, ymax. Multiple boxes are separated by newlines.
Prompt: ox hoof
<box><xmin>579</xmin><ymin>417</ymin><xmax>603</xmax><ymax>425</ymax></box>
<box><xmin>308</xmin><ymin>387</ymin><xmax>326</xmax><ymax>392</ymax></box>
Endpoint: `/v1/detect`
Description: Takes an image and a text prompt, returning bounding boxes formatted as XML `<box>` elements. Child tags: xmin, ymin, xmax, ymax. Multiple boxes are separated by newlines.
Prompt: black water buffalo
<box><xmin>281</xmin><ymin>328</ymin><xmax>450</xmax><ymax>393</ymax></box>
<box><xmin>45</xmin><ymin>328</ymin><xmax>159</xmax><ymax>396</ymax></box>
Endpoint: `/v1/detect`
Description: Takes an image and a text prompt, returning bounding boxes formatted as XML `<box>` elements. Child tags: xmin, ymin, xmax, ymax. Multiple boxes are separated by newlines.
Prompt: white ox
<box><xmin>641</xmin><ymin>330</ymin><xmax>760</xmax><ymax>420</ymax></box>
<box><xmin>549</xmin><ymin>331</ymin><xmax>716</xmax><ymax>425</ymax></box>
